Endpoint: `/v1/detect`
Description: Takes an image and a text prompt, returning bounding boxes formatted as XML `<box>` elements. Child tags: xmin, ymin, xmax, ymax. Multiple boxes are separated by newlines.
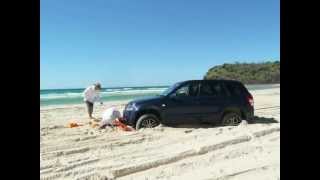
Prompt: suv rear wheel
<box><xmin>136</xmin><ymin>114</ymin><xmax>160</xmax><ymax>129</ymax></box>
<box><xmin>222</xmin><ymin>112</ymin><xmax>242</xmax><ymax>126</ymax></box>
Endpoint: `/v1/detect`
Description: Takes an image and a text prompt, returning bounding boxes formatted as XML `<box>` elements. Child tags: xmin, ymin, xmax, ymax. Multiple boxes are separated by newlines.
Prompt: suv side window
<box><xmin>199</xmin><ymin>82</ymin><xmax>224</xmax><ymax>97</ymax></box>
<box><xmin>175</xmin><ymin>83</ymin><xmax>199</xmax><ymax>97</ymax></box>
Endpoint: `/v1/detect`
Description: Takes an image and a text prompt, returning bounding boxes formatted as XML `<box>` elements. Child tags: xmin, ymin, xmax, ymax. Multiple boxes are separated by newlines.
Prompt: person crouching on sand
<box><xmin>99</xmin><ymin>107</ymin><xmax>134</xmax><ymax>131</ymax></box>
<box><xmin>83</xmin><ymin>83</ymin><xmax>103</xmax><ymax>119</ymax></box>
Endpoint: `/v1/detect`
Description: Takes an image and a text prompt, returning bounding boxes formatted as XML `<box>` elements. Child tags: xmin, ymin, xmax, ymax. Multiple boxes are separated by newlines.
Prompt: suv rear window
<box><xmin>199</xmin><ymin>82</ymin><xmax>224</xmax><ymax>97</ymax></box>
<box><xmin>224</xmin><ymin>82</ymin><xmax>247</xmax><ymax>96</ymax></box>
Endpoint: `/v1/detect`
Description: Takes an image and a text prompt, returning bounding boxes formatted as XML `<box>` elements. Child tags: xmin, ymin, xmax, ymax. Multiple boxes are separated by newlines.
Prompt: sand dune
<box><xmin>40</xmin><ymin>87</ymin><xmax>280</xmax><ymax>180</ymax></box>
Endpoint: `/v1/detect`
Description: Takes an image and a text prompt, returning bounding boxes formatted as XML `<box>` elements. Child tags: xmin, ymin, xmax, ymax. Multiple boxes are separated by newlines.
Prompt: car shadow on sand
<box><xmin>250</xmin><ymin>116</ymin><xmax>279</xmax><ymax>124</ymax></box>
<box><xmin>164</xmin><ymin>116</ymin><xmax>279</xmax><ymax>129</ymax></box>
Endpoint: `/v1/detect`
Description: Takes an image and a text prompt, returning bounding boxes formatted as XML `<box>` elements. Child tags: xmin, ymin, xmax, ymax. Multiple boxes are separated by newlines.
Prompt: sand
<box><xmin>40</xmin><ymin>86</ymin><xmax>280</xmax><ymax>180</ymax></box>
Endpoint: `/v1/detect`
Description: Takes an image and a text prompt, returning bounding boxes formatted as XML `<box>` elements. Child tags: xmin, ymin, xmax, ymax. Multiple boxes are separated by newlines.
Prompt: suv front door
<box><xmin>162</xmin><ymin>82</ymin><xmax>201</xmax><ymax>124</ymax></box>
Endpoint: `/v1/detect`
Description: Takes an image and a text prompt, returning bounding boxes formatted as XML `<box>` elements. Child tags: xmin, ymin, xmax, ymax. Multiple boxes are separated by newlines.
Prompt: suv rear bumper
<box><xmin>244</xmin><ymin>107</ymin><xmax>254</xmax><ymax>123</ymax></box>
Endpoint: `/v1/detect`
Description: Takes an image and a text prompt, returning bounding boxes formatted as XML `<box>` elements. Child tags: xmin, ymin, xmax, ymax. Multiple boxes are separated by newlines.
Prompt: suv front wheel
<box><xmin>222</xmin><ymin>112</ymin><xmax>242</xmax><ymax>126</ymax></box>
<box><xmin>136</xmin><ymin>114</ymin><xmax>160</xmax><ymax>129</ymax></box>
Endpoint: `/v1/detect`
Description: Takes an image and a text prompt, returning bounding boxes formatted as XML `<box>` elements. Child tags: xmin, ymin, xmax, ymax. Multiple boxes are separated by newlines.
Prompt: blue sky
<box><xmin>41</xmin><ymin>0</ymin><xmax>279</xmax><ymax>89</ymax></box>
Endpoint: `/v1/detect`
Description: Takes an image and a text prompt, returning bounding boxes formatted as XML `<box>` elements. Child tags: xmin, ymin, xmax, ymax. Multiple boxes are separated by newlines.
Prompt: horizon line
<box><xmin>40</xmin><ymin>84</ymin><xmax>171</xmax><ymax>91</ymax></box>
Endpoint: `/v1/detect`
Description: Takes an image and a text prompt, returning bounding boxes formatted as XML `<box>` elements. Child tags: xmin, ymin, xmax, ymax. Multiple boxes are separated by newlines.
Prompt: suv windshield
<box><xmin>160</xmin><ymin>82</ymin><xmax>181</xmax><ymax>96</ymax></box>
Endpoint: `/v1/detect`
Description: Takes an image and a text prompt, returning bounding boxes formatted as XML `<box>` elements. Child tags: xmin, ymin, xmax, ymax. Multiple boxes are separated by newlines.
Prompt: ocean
<box><xmin>40</xmin><ymin>84</ymin><xmax>279</xmax><ymax>107</ymax></box>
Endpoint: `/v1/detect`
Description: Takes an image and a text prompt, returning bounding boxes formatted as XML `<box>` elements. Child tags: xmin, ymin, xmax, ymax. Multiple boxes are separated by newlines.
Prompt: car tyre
<box><xmin>136</xmin><ymin>114</ymin><xmax>160</xmax><ymax>129</ymax></box>
<box><xmin>222</xmin><ymin>112</ymin><xmax>242</xmax><ymax>126</ymax></box>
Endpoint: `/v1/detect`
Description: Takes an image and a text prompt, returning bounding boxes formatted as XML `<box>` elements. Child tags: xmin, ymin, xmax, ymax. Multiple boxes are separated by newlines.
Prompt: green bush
<box><xmin>204</xmin><ymin>61</ymin><xmax>280</xmax><ymax>84</ymax></box>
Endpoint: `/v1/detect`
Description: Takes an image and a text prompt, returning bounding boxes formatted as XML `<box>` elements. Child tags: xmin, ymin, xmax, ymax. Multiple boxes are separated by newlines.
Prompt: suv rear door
<box><xmin>197</xmin><ymin>81</ymin><xmax>228</xmax><ymax>123</ymax></box>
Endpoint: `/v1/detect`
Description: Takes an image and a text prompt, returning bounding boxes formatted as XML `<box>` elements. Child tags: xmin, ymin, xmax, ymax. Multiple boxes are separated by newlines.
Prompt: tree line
<box><xmin>203</xmin><ymin>61</ymin><xmax>280</xmax><ymax>84</ymax></box>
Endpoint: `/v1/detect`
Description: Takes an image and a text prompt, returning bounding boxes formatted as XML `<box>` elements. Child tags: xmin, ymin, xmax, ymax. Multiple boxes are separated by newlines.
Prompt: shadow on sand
<box><xmin>251</xmin><ymin>116</ymin><xmax>279</xmax><ymax>124</ymax></box>
<box><xmin>163</xmin><ymin>116</ymin><xmax>279</xmax><ymax>129</ymax></box>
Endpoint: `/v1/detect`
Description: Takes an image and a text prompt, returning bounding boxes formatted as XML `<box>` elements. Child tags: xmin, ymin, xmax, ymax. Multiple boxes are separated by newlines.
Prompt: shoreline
<box><xmin>40</xmin><ymin>83</ymin><xmax>280</xmax><ymax>91</ymax></box>
<box><xmin>40</xmin><ymin>84</ymin><xmax>280</xmax><ymax>110</ymax></box>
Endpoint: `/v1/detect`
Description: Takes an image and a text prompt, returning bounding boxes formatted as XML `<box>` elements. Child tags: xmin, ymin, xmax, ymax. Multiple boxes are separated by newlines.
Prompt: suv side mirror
<box><xmin>169</xmin><ymin>93</ymin><xmax>177</xmax><ymax>98</ymax></box>
<box><xmin>176</xmin><ymin>91</ymin><xmax>188</xmax><ymax>97</ymax></box>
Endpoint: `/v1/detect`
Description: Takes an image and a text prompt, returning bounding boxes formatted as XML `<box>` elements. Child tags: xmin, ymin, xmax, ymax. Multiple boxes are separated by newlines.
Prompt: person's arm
<box><xmin>95</xmin><ymin>93</ymin><xmax>103</xmax><ymax>104</ymax></box>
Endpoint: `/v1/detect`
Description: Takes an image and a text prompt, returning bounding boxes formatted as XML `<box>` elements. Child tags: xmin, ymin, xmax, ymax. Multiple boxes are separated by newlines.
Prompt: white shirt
<box><xmin>101</xmin><ymin>107</ymin><xmax>121</xmax><ymax>126</ymax></box>
<box><xmin>83</xmin><ymin>85</ymin><xmax>102</xmax><ymax>103</ymax></box>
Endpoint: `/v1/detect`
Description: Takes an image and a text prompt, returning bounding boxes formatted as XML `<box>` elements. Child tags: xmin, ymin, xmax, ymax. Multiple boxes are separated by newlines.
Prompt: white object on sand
<box><xmin>100</xmin><ymin>107</ymin><xmax>121</xmax><ymax>126</ymax></box>
<box><xmin>239</xmin><ymin>120</ymin><xmax>249</xmax><ymax>126</ymax></box>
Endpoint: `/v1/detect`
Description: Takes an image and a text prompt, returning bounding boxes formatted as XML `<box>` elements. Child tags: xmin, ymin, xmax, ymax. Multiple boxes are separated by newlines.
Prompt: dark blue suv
<box><xmin>123</xmin><ymin>80</ymin><xmax>254</xmax><ymax>129</ymax></box>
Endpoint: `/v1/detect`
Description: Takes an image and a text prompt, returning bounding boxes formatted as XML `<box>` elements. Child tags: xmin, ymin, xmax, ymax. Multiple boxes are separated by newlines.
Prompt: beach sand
<box><xmin>40</xmin><ymin>87</ymin><xmax>280</xmax><ymax>180</ymax></box>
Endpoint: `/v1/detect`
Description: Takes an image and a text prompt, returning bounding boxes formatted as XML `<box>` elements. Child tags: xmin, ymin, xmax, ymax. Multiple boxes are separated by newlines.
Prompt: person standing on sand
<box><xmin>83</xmin><ymin>83</ymin><xmax>103</xmax><ymax>119</ymax></box>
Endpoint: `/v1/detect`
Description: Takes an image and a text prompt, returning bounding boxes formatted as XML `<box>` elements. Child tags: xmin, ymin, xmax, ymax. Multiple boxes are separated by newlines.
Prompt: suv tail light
<box><xmin>247</xmin><ymin>93</ymin><xmax>254</xmax><ymax>107</ymax></box>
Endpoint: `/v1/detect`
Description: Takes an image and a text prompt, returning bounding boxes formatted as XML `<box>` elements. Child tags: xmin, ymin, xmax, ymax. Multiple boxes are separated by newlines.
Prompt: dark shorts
<box><xmin>85</xmin><ymin>101</ymin><xmax>94</xmax><ymax>115</ymax></box>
